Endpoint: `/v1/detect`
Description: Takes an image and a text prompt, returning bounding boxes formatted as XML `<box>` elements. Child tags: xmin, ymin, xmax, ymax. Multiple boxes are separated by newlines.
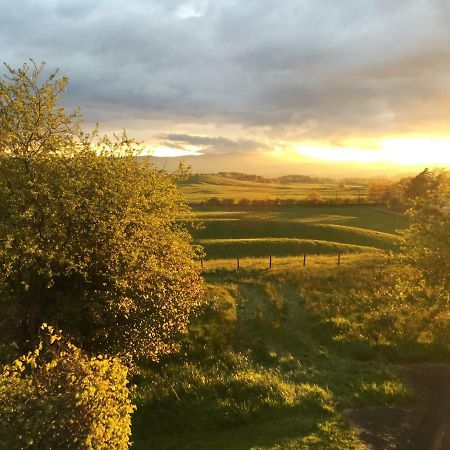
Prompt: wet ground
<box><xmin>346</xmin><ymin>364</ymin><xmax>450</xmax><ymax>450</ymax></box>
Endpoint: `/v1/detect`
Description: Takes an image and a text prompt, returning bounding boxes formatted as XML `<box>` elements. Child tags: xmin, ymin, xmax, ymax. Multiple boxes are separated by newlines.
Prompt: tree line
<box><xmin>367</xmin><ymin>169</ymin><xmax>450</xmax><ymax>210</ymax></box>
<box><xmin>196</xmin><ymin>193</ymin><xmax>369</xmax><ymax>207</ymax></box>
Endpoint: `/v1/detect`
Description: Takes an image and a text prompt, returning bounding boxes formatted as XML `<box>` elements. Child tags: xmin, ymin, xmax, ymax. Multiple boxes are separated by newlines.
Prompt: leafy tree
<box><xmin>367</xmin><ymin>179</ymin><xmax>392</xmax><ymax>203</ymax></box>
<box><xmin>0</xmin><ymin>61</ymin><xmax>204</xmax><ymax>362</ymax></box>
<box><xmin>404</xmin><ymin>168</ymin><xmax>446</xmax><ymax>202</ymax></box>
<box><xmin>401</xmin><ymin>169</ymin><xmax>450</xmax><ymax>289</ymax></box>
<box><xmin>0</xmin><ymin>324</ymin><xmax>135</xmax><ymax>449</ymax></box>
<box><xmin>306</xmin><ymin>191</ymin><xmax>322</xmax><ymax>204</ymax></box>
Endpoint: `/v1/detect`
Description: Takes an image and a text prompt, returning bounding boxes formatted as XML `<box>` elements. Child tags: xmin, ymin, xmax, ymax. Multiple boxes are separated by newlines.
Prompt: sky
<box><xmin>2</xmin><ymin>0</ymin><xmax>450</xmax><ymax>169</ymax></box>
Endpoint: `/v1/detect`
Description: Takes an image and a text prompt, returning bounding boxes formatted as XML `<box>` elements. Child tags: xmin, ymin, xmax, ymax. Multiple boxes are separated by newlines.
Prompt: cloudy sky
<box><xmin>2</xmin><ymin>0</ymin><xmax>450</xmax><ymax>166</ymax></box>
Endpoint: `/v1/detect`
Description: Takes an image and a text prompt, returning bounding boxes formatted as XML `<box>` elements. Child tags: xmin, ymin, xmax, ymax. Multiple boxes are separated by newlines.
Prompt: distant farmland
<box><xmin>179</xmin><ymin>174</ymin><xmax>368</xmax><ymax>203</ymax></box>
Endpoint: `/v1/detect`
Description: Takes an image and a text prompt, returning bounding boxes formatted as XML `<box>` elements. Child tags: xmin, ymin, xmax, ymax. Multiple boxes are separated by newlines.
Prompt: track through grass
<box><xmin>131</xmin><ymin>256</ymin><xmax>432</xmax><ymax>449</ymax></box>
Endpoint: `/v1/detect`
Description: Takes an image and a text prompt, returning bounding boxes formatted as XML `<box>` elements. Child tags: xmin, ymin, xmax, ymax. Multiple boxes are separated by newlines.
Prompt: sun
<box><xmin>295</xmin><ymin>147</ymin><xmax>381</xmax><ymax>163</ymax></box>
<box><xmin>379</xmin><ymin>138</ymin><xmax>450</xmax><ymax>165</ymax></box>
<box><xmin>295</xmin><ymin>138</ymin><xmax>450</xmax><ymax>166</ymax></box>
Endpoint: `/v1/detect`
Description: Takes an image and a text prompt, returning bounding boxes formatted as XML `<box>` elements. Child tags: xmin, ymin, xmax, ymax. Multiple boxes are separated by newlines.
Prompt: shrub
<box><xmin>0</xmin><ymin>62</ymin><xmax>205</xmax><ymax>362</ymax></box>
<box><xmin>0</xmin><ymin>325</ymin><xmax>135</xmax><ymax>449</ymax></box>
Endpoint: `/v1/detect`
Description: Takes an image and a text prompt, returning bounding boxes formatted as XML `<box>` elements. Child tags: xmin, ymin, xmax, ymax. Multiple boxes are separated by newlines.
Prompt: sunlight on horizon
<box><xmin>146</xmin><ymin>146</ymin><xmax>203</xmax><ymax>157</ymax></box>
<box><xmin>296</xmin><ymin>138</ymin><xmax>450</xmax><ymax>166</ymax></box>
<box><xmin>147</xmin><ymin>137</ymin><xmax>450</xmax><ymax>167</ymax></box>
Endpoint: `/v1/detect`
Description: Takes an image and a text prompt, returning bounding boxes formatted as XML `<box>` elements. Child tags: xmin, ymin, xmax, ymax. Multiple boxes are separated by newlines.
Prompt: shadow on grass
<box><xmin>131</xmin><ymin>267</ymin><xmax>415</xmax><ymax>449</ymax></box>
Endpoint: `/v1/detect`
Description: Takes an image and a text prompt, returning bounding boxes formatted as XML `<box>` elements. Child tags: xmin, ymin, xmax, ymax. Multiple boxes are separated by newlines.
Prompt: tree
<box><xmin>401</xmin><ymin>169</ymin><xmax>450</xmax><ymax>289</ymax></box>
<box><xmin>306</xmin><ymin>191</ymin><xmax>322</xmax><ymax>204</ymax></box>
<box><xmin>367</xmin><ymin>179</ymin><xmax>392</xmax><ymax>203</ymax></box>
<box><xmin>0</xmin><ymin>61</ymin><xmax>204</xmax><ymax>362</ymax></box>
<box><xmin>404</xmin><ymin>168</ymin><xmax>446</xmax><ymax>203</ymax></box>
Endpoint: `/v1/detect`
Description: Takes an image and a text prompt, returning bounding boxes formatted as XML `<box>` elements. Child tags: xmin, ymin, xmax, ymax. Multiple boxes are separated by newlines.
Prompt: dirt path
<box><xmin>346</xmin><ymin>364</ymin><xmax>450</xmax><ymax>450</ymax></box>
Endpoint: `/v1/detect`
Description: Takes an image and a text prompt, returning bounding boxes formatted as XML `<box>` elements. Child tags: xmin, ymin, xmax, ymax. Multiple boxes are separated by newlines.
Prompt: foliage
<box><xmin>301</xmin><ymin>263</ymin><xmax>450</xmax><ymax>357</ymax></box>
<box><xmin>401</xmin><ymin>169</ymin><xmax>450</xmax><ymax>289</ymax></box>
<box><xmin>367</xmin><ymin>179</ymin><xmax>402</xmax><ymax>207</ymax></box>
<box><xmin>0</xmin><ymin>324</ymin><xmax>135</xmax><ymax>449</ymax></box>
<box><xmin>366</xmin><ymin>170</ymin><xmax>449</xmax><ymax>211</ymax></box>
<box><xmin>404</xmin><ymin>168</ymin><xmax>445</xmax><ymax>202</ymax></box>
<box><xmin>0</xmin><ymin>61</ymin><xmax>204</xmax><ymax>362</ymax></box>
<box><xmin>306</xmin><ymin>191</ymin><xmax>323</xmax><ymax>204</ymax></box>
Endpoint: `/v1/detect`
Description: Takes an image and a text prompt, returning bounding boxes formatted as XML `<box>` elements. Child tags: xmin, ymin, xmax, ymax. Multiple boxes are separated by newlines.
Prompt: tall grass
<box><xmin>130</xmin><ymin>255</ymin><xmax>443</xmax><ymax>449</ymax></box>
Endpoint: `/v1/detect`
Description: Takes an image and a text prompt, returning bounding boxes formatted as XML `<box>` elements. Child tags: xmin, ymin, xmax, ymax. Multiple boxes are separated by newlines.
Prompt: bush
<box><xmin>0</xmin><ymin>62</ymin><xmax>205</xmax><ymax>362</ymax></box>
<box><xmin>0</xmin><ymin>325</ymin><xmax>135</xmax><ymax>449</ymax></box>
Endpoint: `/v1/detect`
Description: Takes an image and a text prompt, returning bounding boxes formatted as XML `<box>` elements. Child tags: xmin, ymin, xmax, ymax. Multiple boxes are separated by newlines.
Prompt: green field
<box><xmin>180</xmin><ymin>174</ymin><xmax>367</xmax><ymax>202</ymax></box>
<box><xmin>132</xmin><ymin>254</ymin><xmax>448</xmax><ymax>449</ymax></box>
<box><xmin>132</xmin><ymin>178</ymin><xmax>448</xmax><ymax>449</ymax></box>
<box><xmin>190</xmin><ymin>205</ymin><xmax>408</xmax><ymax>260</ymax></box>
<box><xmin>130</xmin><ymin>200</ymin><xmax>426</xmax><ymax>448</ymax></box>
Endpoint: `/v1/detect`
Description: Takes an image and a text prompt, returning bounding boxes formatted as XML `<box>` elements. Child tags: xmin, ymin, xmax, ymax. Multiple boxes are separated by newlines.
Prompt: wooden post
<box><xmin>303</xmin><ymin>253</ymin><xmax>307</xmax><ymax>267</ymax></box>
<box><xmin>269</xmin><ymin>255</ymin><xmax>272</xmax><ymax>269</ymax></box>
<box><xmin>200</xmin><ymin>258</ymin><xmax>203</xmax><ymax>269</ymax></box>
<box><xmin>237</xmin><ymin>257</ymin><xmax>240</xmax><ymax>270</ymax></box>
<box><xmin>337</xmin><ymin>253</ymin><xmax>341</xmax><ymax>266</ymax></box>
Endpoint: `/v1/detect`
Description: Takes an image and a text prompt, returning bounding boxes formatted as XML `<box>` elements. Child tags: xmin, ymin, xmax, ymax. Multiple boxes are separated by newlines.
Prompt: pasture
<box><xmin>180</xmin><ymin>174</ymin><xmax>367</xmax><ymax>203</ymax></box>
<box><xmin>133</xmin><ymin>255</ymin><xmax>449</xmax><ymax>449</ymax></box>
<box><xmin>190</xmin><ymin>205</ymin><xmax>408</xmax><ymax>261</ymax></box>
<box><xmin>131</xmin><ymin>198</ymin><xmax>447</xmax><ymax>449</ymax></box>
<box><xmin>135</xmin><ymin>176</ymin><xmax>447</xmax><ymax>449</ymax></box>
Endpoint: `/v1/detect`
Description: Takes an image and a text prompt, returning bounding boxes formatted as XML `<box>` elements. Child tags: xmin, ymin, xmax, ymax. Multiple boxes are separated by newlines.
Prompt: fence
<box><xmin>198</xmin><ymin>252</ymin><xmax>346</xmax><ymax>271</ymax></box>
<box><xmin>198</xmin><ymin>250</ymin><xmax>392</xmax><ymax>273</ymax></box>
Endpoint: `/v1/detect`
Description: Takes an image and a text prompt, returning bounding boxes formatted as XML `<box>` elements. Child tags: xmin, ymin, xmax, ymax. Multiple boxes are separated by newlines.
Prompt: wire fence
<box><xmin>197</xmin><ymin>252</ymin><xmax>386</xmax><ymax>272</ymax></box>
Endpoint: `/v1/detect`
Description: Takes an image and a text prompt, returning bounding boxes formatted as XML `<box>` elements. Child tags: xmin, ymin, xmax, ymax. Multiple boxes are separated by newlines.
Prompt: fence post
<box><xmin>269</xmin><ymin>255</ymin><xmax>272</xmax><ymax>269</ymax></box>
<box><xmin>237</xmin><ymin>257</ymin><xmax>240</xmax><ymax>270</ymax></box>
<box><xmin>337</xmin><ymin>253</ymin><xmax>341</xmax><ymax>266</ymax></box>
<box><xmin>303</xmin><ymin>253</ymin><xmax>307</xmax><ymax>267</ymax></box>
<box><xmin>200</xmin><ymin>258</ymin><xmax>203</xmax><ymax>269</ymax></box>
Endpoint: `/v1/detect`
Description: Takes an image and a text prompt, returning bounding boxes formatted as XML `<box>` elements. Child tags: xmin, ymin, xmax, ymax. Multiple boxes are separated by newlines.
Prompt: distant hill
<box><xmin>276</xmin><ymin>174</ymin><xmax>335</xmax><ymax>184</ymax></box>
<box><xmin>182</xmin><ymin>172</ymin><xmax>337</xmax><ymax>184</ymax></box>
<box><xmin>145</xmin><ymin>151</ymin><xmax>428</xmax><ymax>179</ymax></box>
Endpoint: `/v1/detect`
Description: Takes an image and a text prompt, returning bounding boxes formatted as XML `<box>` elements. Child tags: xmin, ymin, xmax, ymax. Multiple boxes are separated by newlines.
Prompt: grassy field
<box><xmin>199</xmin><ymin>238</ymin><xmax>379</xmax><ymax>260</ymax></box>
<box><xmin>130</xmin><ymin>186</ymin><xmax>448</xmax><ymax>448</ymax></box>
<box><xmin>193</xmin><ymin>253</ymin><xmax>378</xmax><ymax>271</ymax></box>
<box><xmin>180</xmin><ymin>174</ymin><xmax>367</xmax><ymax>203</ymax></box>
<box><xmin>190</xmin><ymin>205</ymin><xmax>407</xmax><ymax>260</ymax></box>
<box><xmin>131</xmin><ymin>178</ymin><xmax>439</xmax><ymax>448</ymax></box>
<box><xmin>132</xmin><ymin>255</ymin><xmax>448</xmax><ymax>449</ymax></box>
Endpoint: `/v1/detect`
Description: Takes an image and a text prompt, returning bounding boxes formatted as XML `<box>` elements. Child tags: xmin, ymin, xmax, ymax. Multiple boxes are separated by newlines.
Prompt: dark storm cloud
<box><xmin>2</xmin><ymin>0</ymin><xmax>450</xmax><ymax>147</ymax></box>
<box><xmin>161</xmin><ymin>133</ymin><xmax>269</xmax><ymax>153</ymax></box>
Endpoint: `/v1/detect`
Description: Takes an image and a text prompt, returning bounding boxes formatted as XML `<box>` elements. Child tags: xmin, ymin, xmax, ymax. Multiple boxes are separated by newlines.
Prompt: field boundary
<box><xmin>197</xmin><ymin>252</ymin><xmax>387</xmax><ymax>271</ymax></box>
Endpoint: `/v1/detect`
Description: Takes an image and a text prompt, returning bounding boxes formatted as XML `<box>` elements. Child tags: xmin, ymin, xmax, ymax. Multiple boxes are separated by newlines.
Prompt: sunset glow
<box><xmin>296</xmin><ymin>138</ymin><xmax>450</xmax><ymax>166</ymax></box>
<box><xmin>147</xmin><ymin>146</ymin><xmax>203</xmax><ymax>157</ymax></box>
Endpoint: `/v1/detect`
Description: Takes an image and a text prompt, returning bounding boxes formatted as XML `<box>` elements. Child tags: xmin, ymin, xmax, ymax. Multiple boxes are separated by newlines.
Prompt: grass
<box><xmin>199</xmin><ymin>238</ymin><xmax>379</xmax><ymax>259</ymax></box>
<box><xmin>131</xmin><ymin>188</ymin><xmax>440</xmax><ymax>449</ymax></box>
<box><xmin>189</xmin><ymin>205</ymin><xmax>406</xmax><ymax>260</ymax></box>
<box><xmin>192</xmin><ymin>206</ymin><xmax>407</xmax><ymax>234</ymax></box>
<box><xmin>195</xmin><ymin>221</ymin><xmax>399</xmax><ymax>254</ymax></box>
<box><xmin>195</xmin><ymin>253</ymin><xmax>381</xmax><ymax>272</ymax></box>
<box><xmin>179</xmin><ymin>174</ymin><xmax>367</xmax><ymax>202</ymax></box>
<box><xmin>131</xmin><ymin>255</ymin><xmax>445</xmax><ymax>449</ymax></box>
